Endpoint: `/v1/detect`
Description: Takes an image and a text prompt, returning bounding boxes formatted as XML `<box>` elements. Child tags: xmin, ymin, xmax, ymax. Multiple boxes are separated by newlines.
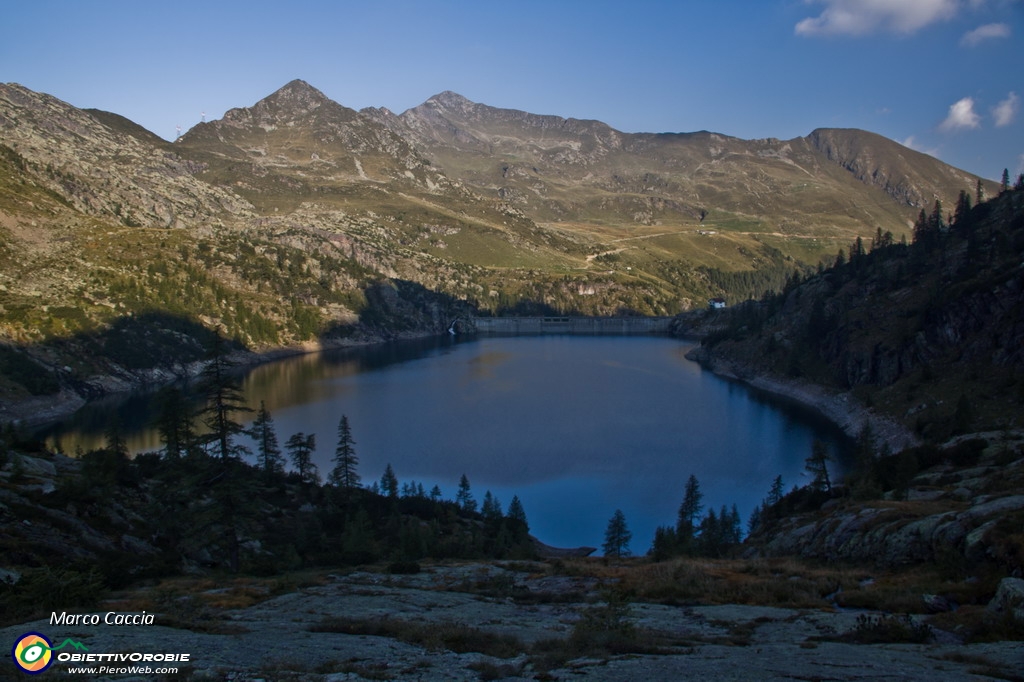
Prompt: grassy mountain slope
<box><xmin>369</xmin><ymin>92</ymin><xmax>996</xmax><ymax>261</ymax></box>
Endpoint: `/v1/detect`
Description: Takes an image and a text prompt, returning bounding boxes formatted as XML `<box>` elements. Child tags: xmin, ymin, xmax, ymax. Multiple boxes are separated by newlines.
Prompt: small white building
<box><xmin>708</xmin><ymin>297</ymin><xmax>727</xmax><ymax>310</ymax></box>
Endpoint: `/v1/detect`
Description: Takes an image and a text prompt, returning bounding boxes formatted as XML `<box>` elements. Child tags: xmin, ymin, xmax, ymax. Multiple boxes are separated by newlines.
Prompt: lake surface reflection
<box><xmin>42</xmin><ymin>335</ymin><xmax>849</xmax><ymax>552</ymax></box>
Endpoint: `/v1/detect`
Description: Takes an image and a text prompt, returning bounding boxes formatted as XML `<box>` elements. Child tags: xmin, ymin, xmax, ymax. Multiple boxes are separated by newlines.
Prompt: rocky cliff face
<box><xmin>806</xmin><ymin>128</ymin><xmax>981</xmax><ymax>208</ymax></box>
<box><xmin>748</xmin><ymin>434</ymin><xmax>1024</xmax><ymax>572</ymax></box>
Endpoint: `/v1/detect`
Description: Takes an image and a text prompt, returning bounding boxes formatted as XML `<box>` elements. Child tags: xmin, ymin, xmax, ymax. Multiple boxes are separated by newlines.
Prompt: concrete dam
<box><xmin>466</xmin><ymin>316</ymin><xmax>674</xmax><ymax>335</ymax></box>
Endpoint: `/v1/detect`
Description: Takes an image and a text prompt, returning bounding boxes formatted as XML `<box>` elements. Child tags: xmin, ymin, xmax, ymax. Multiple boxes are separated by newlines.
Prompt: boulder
<box><xmin>986</xmin><ymin>577</ymin><xmax>1024</xmax><ymax>623</ymax></box>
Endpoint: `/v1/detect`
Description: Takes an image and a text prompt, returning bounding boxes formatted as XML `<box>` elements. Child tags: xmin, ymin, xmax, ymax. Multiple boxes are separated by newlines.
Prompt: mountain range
<box><xmin>0</xmin><ymin>79</ymin><xmax>1003</xmax><ymax>416</ymax></box>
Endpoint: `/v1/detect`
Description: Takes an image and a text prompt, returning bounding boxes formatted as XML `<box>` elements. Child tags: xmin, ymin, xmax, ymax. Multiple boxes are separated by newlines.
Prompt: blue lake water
<box><xmin>42</xmin><ymin>335</ymin><xmax>849</xmax><ymax>553</ymax></box>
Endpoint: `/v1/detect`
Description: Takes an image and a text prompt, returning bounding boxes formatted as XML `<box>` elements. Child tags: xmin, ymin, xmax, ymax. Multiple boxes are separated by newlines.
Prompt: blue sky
<box><xmin>3</xmin><ymin>0</ymin><xmax>1021</xmax><ymax>179</ymax></box>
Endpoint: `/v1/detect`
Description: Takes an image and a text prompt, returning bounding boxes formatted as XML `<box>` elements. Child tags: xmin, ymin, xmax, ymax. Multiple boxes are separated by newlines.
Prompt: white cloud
<box><xmin>993</xmin><ymin>92</ymin><xmax>1019</xmax><ymax>127</ymax></box>
<box><xmin>939</xmin><ymin>97</ymin><xmax>981</xmax><ymax>131</ymax></box>
<box><xmin>795</xmin><ymin>0</ymin><xmax>959</xmax><ymax>37</ymax></box>
<box><xmin>899</xmin><ymin>135</ymin><xmax>940</xmax><ymax>157</ymax></box>
<box><xmin>961</xmin><ymin>22</ymin><xmax>1011</xmax><ymax>45</ymax></box>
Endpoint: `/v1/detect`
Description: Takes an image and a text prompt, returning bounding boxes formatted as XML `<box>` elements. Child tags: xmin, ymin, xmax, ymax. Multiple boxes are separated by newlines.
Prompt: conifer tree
<box><xmin>805</xmin><ymin>440</ymin><xmax>833</xmax><ymax>492</ymax></box>
<box><xmin>286</xmin><ymin>432</ymin><xmax>318</xmax><ymax>484</ymax></box>
<box><xmin>156</xmin><ymin>386</ymin><xmax>195</xmax><ymax>459</ymax></box>
<box><xmin>676</xmin><ymin>474</ymin><xmax>704</xmax><ymax>544</ymax></box>
<box><xmin>330</xmin><ymin>414</ymin><xmax>360</xmax><ymax>492</ymax></box>
<box><xmin>456</xmin><ymin>473</ymin><xmax>477</xmax><ymax>513</ymax></box>
<box><xmin>482</xmin><ymin>490</ymin><xmax>503</xmax><ymax>522</ymax></box>
<box><xmin>481</xmin><ymin>491</ymin><xmax>504</xmax><ymax>542</ymax></box>
<box><xmin>380</xmin><ymin>463</ymin><xmax>398</xmax><ymax>498</ymax></box>
<box><xmin>729</xmin><ymin>504</ymin><xmax>742</xmax><ymax>544</ymax></box>
<box><xmin>767</xmin><ymin>475</ymin><xmax>785</xmax><ymax>507</ymax></box>
<box><xmin>248</xmin><ymin>401</ymin><xmax>283</xmax><ymax>477</ymax></box>
<box><xmin>650</xmin><ymin>525</ymin><xmax>678</xmax><ymax>561</ymax></box>
<box><xmin>196</xmin><ymin>338</ymin><xmax>251</xmax><ymax>462</ymax></box>
<box><xmin>603</xmin><ymin>509</ymin><xmax>632</xmax><ymax>558</ymax></box>
<box><xmin>506</xmin><ymin>495</ymin><xmax>528</xmax><ymax>530</ymax></box>
<box><xmin>104</xmin><ymin>416</ymin><xmax>129</xmax><ymax>459</ymax></box>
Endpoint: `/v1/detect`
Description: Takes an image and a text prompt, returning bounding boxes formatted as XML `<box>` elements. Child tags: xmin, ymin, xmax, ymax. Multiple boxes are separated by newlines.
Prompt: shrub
<box><xmin>848</xmin><ymin>613</ymin><xmax>932</xmax><ymax>644</ymax></box>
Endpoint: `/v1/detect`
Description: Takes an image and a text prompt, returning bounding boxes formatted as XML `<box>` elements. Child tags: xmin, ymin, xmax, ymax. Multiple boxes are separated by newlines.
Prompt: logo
<box><xmin>11</xmin><ymin>632</ymin><xmax>88</xmax><ymax>675</ymax></box>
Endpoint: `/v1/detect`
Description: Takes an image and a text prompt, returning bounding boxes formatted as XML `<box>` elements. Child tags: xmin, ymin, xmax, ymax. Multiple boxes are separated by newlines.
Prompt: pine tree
<box><xmin>1001</xmin><ymin>168</ymin><xmax>1010</xmax><ymax>193</ymax></box>
<box><xmin>603</xmin><ymin>509</ymin><xmax>632</xmax><ymax>558</ymax></box>
<box><xmin>805</xmin><ymin>440</ymin><xmax>833</xmax><ymax>492</ymax></box>
<box><xmin>747</xmin><ymin>506</ymin><xmax>762</xmax><ymax>535</ymax></box>
<box><xmin>729</xmin><ymin>504</ymin><xmax>742</xmax><ymax>544</ymax></box>
<box><xmin>482</xmin><ymin>491</ymin><xmax>503</xmax><ymax>522</ymax></box>
<box><xmin>456</xmin><ymin>473</ymin><xmax>477</xmax><ymax>513</ymax></box>
<box><xmin>676</xmin><ymin>474</ymin><xmax>704</xmax><ymax>546</ymax></box>
<box><xmin>767</xmin><ymin>475</ymin><xmax>785</xmax><ymax>507</ymax></box>
<box><xmin>330</xmin><ymin>414</ymin><xmax>360</xmax><ymax>491</ymax></box>
<box><xmin>380</xmin><ymin>463</ymin><xmax>398</xmax><ymax>498</ymax></box>
<box><xmin>698</xmin><ymin>508</ymin><xmax>720</xmax><ymax>555</ymax></box>
<box><xmin>429</xmin><ymin>484</ymin><xmax>443</xmax><ymax>501</ymax></box>
<box><xmin>650</xmin><ymin>525</ymin><xmax>678</xmax><ymax>561</ymax></box>
<box><xmin>104</xmin><ymin>416</ymin><xmax>129</xmax><ymax>458</ymax></box>
<box><xmin>248</xmin><ymin>401</ymin><xmax>283</xmax><ymax>477</ymax></box>
<box><xmin>954</xmin><ymin>189</ymin><xmax>973</xmax><ymax>236</ymax></box>
<box><xmin>156</xmin><ymin>386</ymin><xmax>195</xmax><ymax>459</ymax></box>
<box><xmin>506</xmin><ymin>495</ymin><xmax>528</xmax><ymax>531</ymax></box>
<box><xmin>196</xmin><ymin>338</ymin><xmax>251</xmax><ymax>462</ymax></box>
<box><xmin>286</xmin><ymin>432</ymin><xmax>318</xmax><ymax>484</ymax></box>
<box><xmin>481</xmin><ymin>491</ymin><xmax>504</xmax><ymax>542</ymax></box>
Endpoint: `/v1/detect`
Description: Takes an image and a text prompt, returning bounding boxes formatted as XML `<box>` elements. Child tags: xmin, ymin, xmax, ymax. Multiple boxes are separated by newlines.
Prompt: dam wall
<box><xmin>468</xmin><ymin>316</ymin><xmax>673</xmax><ymax>335</ymax></box>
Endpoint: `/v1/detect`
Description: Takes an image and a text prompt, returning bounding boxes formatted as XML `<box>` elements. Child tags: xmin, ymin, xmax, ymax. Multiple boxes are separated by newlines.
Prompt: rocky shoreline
<box><xmin>683</xmin><ymin>342</ymin><xmax>920</xmax><ymax>453</ymax></box>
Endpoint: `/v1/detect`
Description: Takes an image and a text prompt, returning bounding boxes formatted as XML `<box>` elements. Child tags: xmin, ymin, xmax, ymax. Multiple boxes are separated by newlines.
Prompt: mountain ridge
<box><xmin>0</xmin><ymin>79</ymin><xmax>1008</xmax><ymax>416</ymax></box>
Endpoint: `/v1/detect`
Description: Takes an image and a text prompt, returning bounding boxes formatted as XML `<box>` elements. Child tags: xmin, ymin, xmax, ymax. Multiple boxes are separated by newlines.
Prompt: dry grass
<box><xmin>98</xmin><ymin>571</ymin><xmax>330</xmax><ymax>634</ymax></box>
<box><xmin>310</xmin><ymin>615</ymin><xmax>525</xmax><ymax>659</ymax></box>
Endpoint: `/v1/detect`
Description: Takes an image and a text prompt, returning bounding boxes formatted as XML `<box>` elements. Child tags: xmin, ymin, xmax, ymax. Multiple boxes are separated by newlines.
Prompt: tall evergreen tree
<box><xmin>456</xmin><ymin>473</ymin><xmax>477</xmax><ymax>513</ymax></box>
<box><xmin>954</xmin><ymin>189</ymin><xmax>974</xmax><ymax>236</ymax></box>
<box><xmin>156</xmin><ymin>386</ymin><xmax>195</xmax><ymax>459</ymax></box>
<box><xmin>1001</xmin><ymin>168</ymin><xmax>1010</xmax><ymax>193</ymax></box>
<box><xmin>676</xmin><ymin>474</ymin><xmax>704</xmax><ymax>542</ymax></box>
<box><xmin>286</xmin><ymin>432</ymin><xmax>318</xmax><ymax>484</ymax></box>
<box><xmin>603</xmin><ymin>509</ymin><xmax>632</xmax><ymax>558</ymax></box>
<box><xmin>506</xmin><ymin>495</ymin><xmax>528</xmax><ymax>530</ymax></box>
<box><xmin>330</xmin><ymin>414</ymin><xmax>360</xmax><ymax>492</ymax></box>
<box><xmin>767</xmin><ymin>475</ymin><xmax>785</xmax><ymax>507</ymax></box>
<box><xmin>196</xmin><ymin>338</ymin><xmax>251</xmax><ymax>462</ymax></box>
<box><xmin>104</xmin><ymin>416</ymin><xmax>129</xmax><ymax>458</ymax></box>
<box><xmin>248</xmin><ymin>401</ymin><xmax>283</xmax><ymax>477</ymax></box>
<box><xmin>482</xmin><ymin>490</ymin><xmax>503</xmax><ymax>522</ymax></box>
<box><xmin>380</xmin><ymin>463</ymin><xmax>398</xmax><ymax>498</ymax></box>
<box><xmin>805</xmin><ymin>440</ymin><xmax>833</xmax><ymax>492</ymax></box>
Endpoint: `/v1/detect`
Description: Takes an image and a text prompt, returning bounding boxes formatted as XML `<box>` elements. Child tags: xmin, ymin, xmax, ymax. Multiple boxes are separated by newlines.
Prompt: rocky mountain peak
<box><xmin>220</xmin><ymin>79</ymin><xmax>351</xmax><ymax>129</ymax></box>
<box><xmin>425</xmin><ymin>90</ymin><xmax>474</xmax><ymax>110</ymax></box>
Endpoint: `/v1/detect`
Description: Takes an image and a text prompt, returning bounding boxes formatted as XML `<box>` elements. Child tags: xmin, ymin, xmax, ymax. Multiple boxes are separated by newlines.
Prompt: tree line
<box><xmin>601</xmin><ymin>438</ymin><xmax>839</xmax><ymax>559</ymax></box>
<box><xmin>51</xmin><ymin>337</ymin><xmax>536</xmax><ymax>579</ymax></box>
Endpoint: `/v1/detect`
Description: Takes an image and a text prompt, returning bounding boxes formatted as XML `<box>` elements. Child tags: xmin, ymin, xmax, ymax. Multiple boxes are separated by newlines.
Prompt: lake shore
<box><xmin>683</xmin><ymin>342</ymin><xmax>920</xmax><ymax>454</ymax></box>
<box><xmin>2</xmin><ymin>328</ymin><xmax>444</xmax><ymax>429</ymax></box>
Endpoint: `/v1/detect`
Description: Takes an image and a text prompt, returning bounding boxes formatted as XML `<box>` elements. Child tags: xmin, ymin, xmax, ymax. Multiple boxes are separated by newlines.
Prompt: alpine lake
<box><xmin>40</xmin><ymin>334</ymin><xmax>851</xmax><ymax>553</ymax></box>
